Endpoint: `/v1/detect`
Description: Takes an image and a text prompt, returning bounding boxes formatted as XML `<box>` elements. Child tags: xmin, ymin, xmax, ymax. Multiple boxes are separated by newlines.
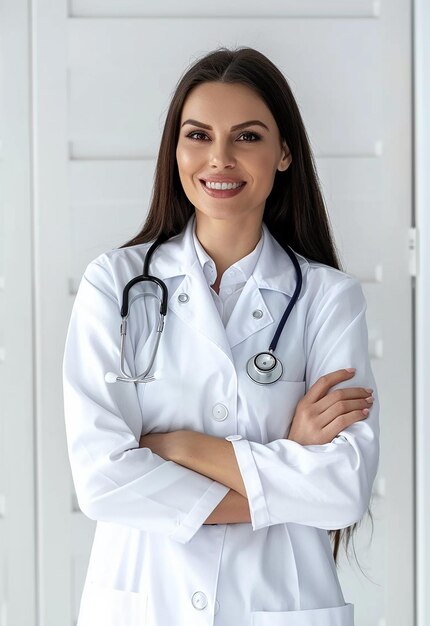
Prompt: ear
<box><xmin>278</xmin><ymin>141</ymin><xmax>292</xmax><ymax>171</ymax></box>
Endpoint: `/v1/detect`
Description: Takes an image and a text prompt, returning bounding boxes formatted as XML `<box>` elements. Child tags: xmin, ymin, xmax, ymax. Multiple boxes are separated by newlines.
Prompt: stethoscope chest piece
<box><xmin>246</xmin><ymin>351</ymin><xmax>283</xmax><ymax>385</ymax></box>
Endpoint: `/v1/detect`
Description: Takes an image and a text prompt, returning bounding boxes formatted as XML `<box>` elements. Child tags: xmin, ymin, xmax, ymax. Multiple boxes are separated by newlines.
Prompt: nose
<box><xmin>208</xmin><ymin>139</ymin><xmax>236</xmax><ymax>169</ymax></box>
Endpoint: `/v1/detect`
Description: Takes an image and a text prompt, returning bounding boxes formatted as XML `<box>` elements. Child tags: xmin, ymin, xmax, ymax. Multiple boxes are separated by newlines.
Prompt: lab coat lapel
<box><xmin>224</xmin><ymin>276</ymin><xmax>274</xmax><ymax>348</ymax></box>
<box><xmin>149</xmin><ymin>214</ymin><xmax>235</xmax><ymax>361</ymax></box>
<box><xmin>225</xmin><ymin>222</ymin><xmax>308</xmax><ymax>349</ymax></box>
<box><xmin>167</xmin><ymin>259</ymin><xmax>234</xmax><ymax>362</ymax></box>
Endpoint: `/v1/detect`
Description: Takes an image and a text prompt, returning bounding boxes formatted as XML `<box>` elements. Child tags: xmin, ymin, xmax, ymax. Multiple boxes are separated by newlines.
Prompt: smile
<box><xmin>199</xmin><ymin>179</ymin><xmax>246</xmax><ymax>198</ymax></box>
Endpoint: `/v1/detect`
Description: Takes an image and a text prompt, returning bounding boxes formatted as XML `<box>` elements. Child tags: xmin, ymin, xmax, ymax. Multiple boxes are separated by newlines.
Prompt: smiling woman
<box><xmin>176</xmin><ymin>82</ymin><xmax>291</xmax><ymax>244</ymax></box>
<box><xmin>173</xmin><ymin>81</ymin><xmax>293</xmax><ymax>279</ymax></box>
<box><xmin>63</xmin><ymin>46</ymin><xmax>379</xmax><ymax>626</ymax></box>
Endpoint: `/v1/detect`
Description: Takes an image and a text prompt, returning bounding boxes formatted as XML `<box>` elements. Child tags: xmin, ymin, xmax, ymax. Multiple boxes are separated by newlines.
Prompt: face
<box><xmin>175</xmin><ymin>82</ymin><xmax>292</xmax><ymax>226</ymax></box>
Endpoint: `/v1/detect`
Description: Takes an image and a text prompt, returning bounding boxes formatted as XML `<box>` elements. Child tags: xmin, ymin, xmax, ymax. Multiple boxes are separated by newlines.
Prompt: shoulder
<box><xmin>87</xmin><ymin>242</ymin><xmax>154</xmax><ymax>275</ymax></box>
<box><xmin>305</xmin><ymin>258</ymin><xmax>361</xmax><ymax>294</ymax></box>
<box><xmin>290</xmin><ymin>251</ymin><xmax>365</xmax><ymax>311</ymax></box>
<box><xmin>296</xmin><ymin>256</ymin><xmax>367</xmax><ymax>328</ymax></box>
<box><xmin>80</xmin><ymin>242</ymin><xmax>155</xmax><ymax>302</ymax></box>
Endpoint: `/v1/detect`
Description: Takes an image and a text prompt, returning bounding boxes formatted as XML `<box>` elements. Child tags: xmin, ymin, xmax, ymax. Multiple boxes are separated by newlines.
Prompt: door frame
<box><xmin>413</xmin><ymin>1</ymin><xmax>430</xmax><ymax>625</ymax></box>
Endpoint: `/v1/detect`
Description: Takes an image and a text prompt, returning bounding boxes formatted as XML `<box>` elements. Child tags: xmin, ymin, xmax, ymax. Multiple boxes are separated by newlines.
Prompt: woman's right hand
<box><xmin>287</xmin><ymin>369</ymin><xmax>374</xmax><ymax>445</ymax></box>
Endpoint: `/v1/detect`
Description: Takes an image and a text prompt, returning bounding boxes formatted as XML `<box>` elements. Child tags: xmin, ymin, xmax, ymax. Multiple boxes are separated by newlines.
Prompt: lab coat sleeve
<box><xmin>63</xmin><ymin>258</ymin><xmax>230</xmax><ymax>544</ymax></box>
<box><xmin>230</xmin><ymin>275</ymin><xmax>380</xmax><ymax>531</ymax></box>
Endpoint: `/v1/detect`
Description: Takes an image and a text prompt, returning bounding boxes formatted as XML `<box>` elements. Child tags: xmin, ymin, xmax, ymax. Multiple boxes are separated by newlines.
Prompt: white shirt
<box><xmin>192</xmin><ymin>221</ymin><xmax>264</xmax><ymax>326</ymax></box>
<box><xmin>63</xmin><ymin>213</ymin><xmax>379</xmax><ymax>626</ymax></box>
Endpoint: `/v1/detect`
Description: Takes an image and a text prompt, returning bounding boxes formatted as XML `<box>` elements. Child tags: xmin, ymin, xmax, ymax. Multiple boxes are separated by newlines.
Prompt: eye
<box><xmin>185</xmin><ymin>130</ymin><xmax>261</xmax><ymax>142</ymax></box>
<box><xmin>186</xmin><ymin>131</ymin><xmax>209</xmax><ymax>141</ymax></box>
<box><xmin>237</xmin><ymin>131</ymin><xmax>261</xmax><ymax>142</ymax></box>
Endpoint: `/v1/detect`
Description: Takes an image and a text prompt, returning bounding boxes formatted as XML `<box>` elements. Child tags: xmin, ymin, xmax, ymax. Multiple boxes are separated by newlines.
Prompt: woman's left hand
<box><xmin>139</xmin><ymin>431</ymin><xmax>181</xmax><ymax>461</ymax></box>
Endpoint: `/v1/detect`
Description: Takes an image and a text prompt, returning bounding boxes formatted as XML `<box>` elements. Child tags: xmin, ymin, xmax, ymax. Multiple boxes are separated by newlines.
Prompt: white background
<box><xmin>0</xmin><ymin>0</ymin><xmax>427</xmax><ymax>624</ymax></box>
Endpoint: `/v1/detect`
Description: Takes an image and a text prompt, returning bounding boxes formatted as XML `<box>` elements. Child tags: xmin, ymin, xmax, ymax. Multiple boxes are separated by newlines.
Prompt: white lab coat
<box><xmin>63</xmin><ymin>212</ymin><xmax>379</xmax><ymax>626</ymax></box>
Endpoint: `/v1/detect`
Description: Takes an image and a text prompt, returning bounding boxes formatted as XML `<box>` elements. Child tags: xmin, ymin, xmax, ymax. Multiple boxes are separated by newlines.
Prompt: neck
<box><xmin>194</xmin><ymin>212</ymin><xmax>263</xmax><ymax>278</ymax></box>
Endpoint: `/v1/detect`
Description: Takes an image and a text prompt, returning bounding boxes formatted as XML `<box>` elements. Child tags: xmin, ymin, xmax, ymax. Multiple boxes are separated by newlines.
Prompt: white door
<box><xmin>31</xmin><ymin>1</ymin><xmax>414</xmax><ymax>625</ymax></box>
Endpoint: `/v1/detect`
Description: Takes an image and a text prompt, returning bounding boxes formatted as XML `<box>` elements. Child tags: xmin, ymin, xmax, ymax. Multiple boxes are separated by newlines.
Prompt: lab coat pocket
<box><xmin>251</xmin><ymin>602</ymin><xmax>354</xmax><ymax>626</ymax></box>
<box><xmin>77</xmin><ymin>581</ymin><xmax>148</xmax><ymax>626</ymax></box>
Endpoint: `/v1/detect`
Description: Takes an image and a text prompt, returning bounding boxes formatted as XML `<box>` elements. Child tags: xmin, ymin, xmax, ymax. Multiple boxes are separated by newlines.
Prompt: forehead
<box><xmin>180</xmin><ymin>82</ymin><xmax>275</xmax><ymax>126</ymax></box>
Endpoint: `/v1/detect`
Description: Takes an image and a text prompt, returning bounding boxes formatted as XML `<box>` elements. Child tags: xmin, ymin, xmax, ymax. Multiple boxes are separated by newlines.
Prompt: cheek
<box><xmin>176</xmin><ymin>144</ymin><xmax>200</xmax><ymax>173</ymax></box>
<box><xmin>247</xmin><ymin>149</ymin><xmax>278</xmax><ymax>179</ymax></box>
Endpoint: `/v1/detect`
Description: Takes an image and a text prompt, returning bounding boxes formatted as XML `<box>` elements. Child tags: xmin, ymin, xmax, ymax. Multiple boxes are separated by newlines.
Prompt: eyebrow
<box><xmin>181</xmin><ymin>119</ymin><xmax>270</xmax><ymax>132</ymax></box>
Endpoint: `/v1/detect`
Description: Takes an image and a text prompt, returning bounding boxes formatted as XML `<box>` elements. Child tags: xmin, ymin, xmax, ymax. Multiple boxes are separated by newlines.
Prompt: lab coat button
<box><xmin>225</xmin><ymin>434</ymin><xmax>242</xmax><ymax>441</ymax></box>
<box><xmin>252</xmin><ymin>309</ymin><xmax>263</xmax><ymax>319</ymax></box>
<box><xmin>178</xmin><ymin>293</ymin><xmax>189</xmax><ymax>303</ymax></box>
<box><xmin>215</xmin><ymin>599</ymin><xmax>220</xmax><ymax>614</ymax></box>
<box><xmin>191</xmin><ymin>591</ymin><xmax>208</xmax><ymax>610</ymax></box>
<box><xmin>212</xmin><ymin>403</ymin><xmax>229</xmax><ymax>421</ymax></box>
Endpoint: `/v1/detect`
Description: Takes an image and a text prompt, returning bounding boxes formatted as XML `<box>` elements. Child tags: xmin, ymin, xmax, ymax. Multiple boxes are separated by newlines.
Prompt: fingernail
<box><xmin>346</xmin><ymin>368</ymin><xmax>355</xmax><ymax>373</ymax></box>
<box><xmin>365</xmin><ymin>396</ymin><xmax>374</xmax><ymax>403</ymax></box>
<box><xmin>365</xmin><ymin>388</ymin><xmax>373</xmax><ymax>393</ymax></box>
<box><xmin>362</xmin><ymin>408</ymin><xmax>369</xmax><ymax>415</ymax></box>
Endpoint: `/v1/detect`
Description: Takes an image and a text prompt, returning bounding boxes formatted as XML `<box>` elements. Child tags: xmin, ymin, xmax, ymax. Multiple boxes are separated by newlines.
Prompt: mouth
<box><xmin>199</xmin><ymin>179</ymin><xmax>247</xmax><ymax>199</ymax></box>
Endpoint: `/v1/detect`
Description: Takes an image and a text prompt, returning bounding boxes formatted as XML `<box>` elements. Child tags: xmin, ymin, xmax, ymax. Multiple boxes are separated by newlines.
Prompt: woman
<box><xmin>63</xmin><ymin>46</ymin><xmax>379</xmax><ymax>626</ymax></box>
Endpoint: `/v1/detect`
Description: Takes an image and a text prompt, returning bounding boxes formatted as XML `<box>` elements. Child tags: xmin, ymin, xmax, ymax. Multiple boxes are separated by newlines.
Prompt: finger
<box><xmin>304</xmin><ymin>369</ymin><xmax>356</xmax><ymax>404</ymax></box>
<box><xmin>322</xmin><ymin>409</ymin><xmax>369</xmax><ymax>441</ymax></box>
<box><xmin>316</xmin><ymin>387</ymin><xmax>374</xmax><ymax>414</ymax></box>
<box><xmin>318</xmin><ymin>397</ymin><xmax>373</xmax><ymax>428</ymax></box>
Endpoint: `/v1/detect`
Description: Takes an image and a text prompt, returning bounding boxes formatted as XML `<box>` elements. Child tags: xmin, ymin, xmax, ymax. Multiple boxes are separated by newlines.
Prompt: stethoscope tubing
<box><xmin>268</xmin><ymin>246</ymin><xmax>302</xmax><ymax>352</ymax></box>
<box><xmin>107</xmin><ymin>227</ymin><xmax>302</xmax><ymax>385</ymax></box>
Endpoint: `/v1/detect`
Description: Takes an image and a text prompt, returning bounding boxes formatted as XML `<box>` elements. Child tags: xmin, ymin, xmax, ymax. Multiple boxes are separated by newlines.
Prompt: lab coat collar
<box><xmin>148</xmin><ymin>213</ymin><xmax>309</xmax><ymax>358</ymax></box>
<box><xmin>192</xmin><ymin>217</ymin><xmax>264</xmax><ymax>289</ymax></box>
<box><xmin>150</xmin><ymin>213</ymin><xmax>309</xmax><ymax>298</ymax></box>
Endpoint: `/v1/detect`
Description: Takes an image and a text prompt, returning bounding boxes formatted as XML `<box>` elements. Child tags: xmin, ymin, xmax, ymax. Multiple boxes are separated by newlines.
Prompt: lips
<box><xmin>199</xmin><ymin>179</ymin><xmax>247</xmax><ymax>198</ymax></box>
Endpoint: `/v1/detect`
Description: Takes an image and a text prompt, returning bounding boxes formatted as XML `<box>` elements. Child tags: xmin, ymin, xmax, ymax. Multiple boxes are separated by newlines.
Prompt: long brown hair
<box><xmin>120</xmin><ymin>46</ymin><xmax>371</xmax><ymax>565</ymax></box>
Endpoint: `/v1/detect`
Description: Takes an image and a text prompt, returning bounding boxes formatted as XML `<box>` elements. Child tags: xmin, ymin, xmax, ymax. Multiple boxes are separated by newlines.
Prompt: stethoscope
<box><xmin>105</xmin><ymin>231</ymin><xmax>302</xmax><ymax>386</ymax></box>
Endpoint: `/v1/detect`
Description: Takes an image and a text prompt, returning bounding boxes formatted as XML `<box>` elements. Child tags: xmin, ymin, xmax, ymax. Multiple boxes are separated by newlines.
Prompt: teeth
<box><xmin>205</xmin><ymin>181</ymin><xmax>244</xmax><ymax>190</ymax></box>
